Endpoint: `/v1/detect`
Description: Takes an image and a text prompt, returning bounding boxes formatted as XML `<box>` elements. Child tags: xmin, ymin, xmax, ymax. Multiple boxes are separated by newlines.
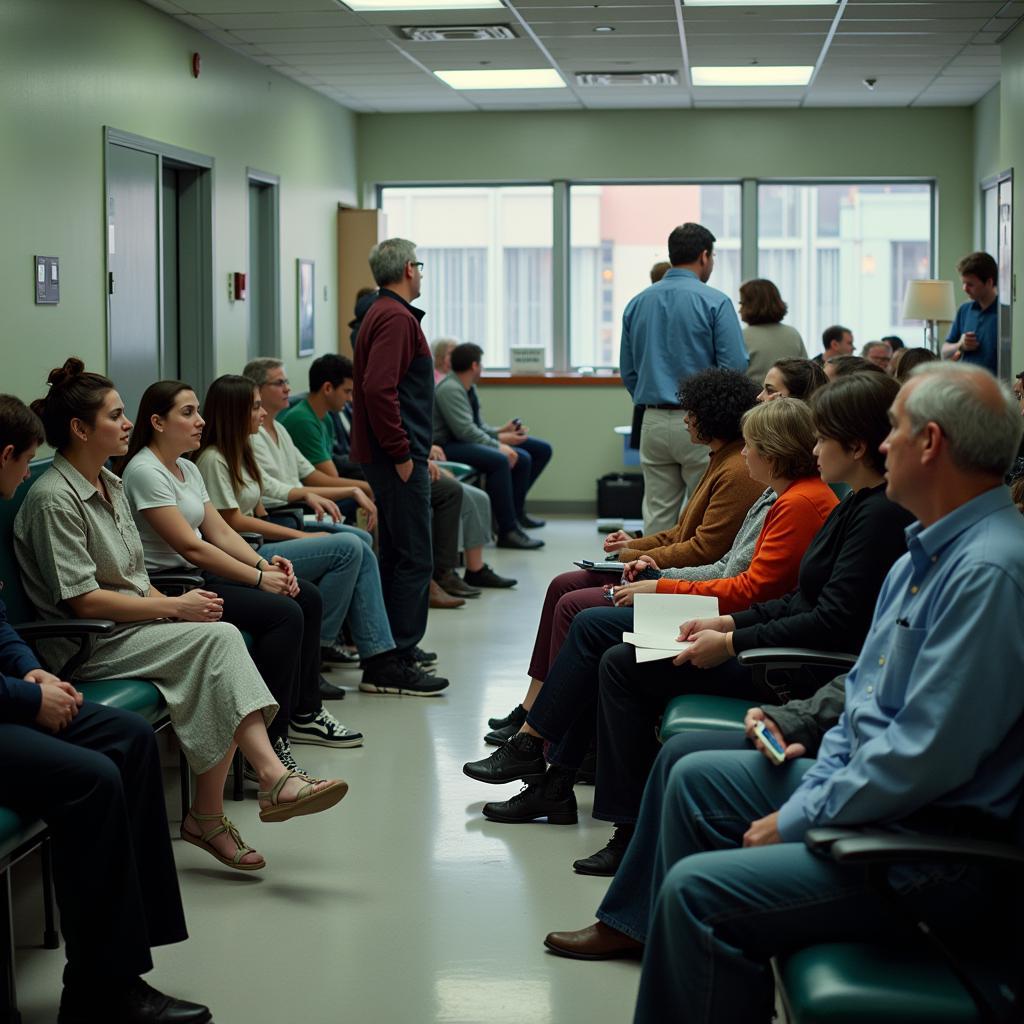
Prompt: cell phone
<box><xmin>753</xmin><ymin>720</ymin><xmax>787</xmax><ymax>765</ymax></box>
<box><xmin>603</xmin><ymin>585</ymin><xmax>616</xmax><ymax>603</ymax></box>
<box><xmin>512</xmin><ymin>417</ymin><xmax>522</xmax><ymax>429</ymax></box>
<box><xmin>633</xmin><ymin>566</ymin><xmax>662</xmax><ymax>582</ymax></box>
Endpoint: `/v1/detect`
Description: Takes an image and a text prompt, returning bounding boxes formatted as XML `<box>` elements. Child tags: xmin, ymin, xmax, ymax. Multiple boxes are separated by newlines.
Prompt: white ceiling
<box><xmin>140</xmin><ymin>0</ymin><xmax>1024</xmax><ymax>112</ymax></box>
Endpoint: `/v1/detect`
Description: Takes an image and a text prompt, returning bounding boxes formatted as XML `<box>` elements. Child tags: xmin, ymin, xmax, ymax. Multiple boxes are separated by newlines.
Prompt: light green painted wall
<box><xmin>972</xmin><ymin>86</ymin><xmax>1001</xmax><ymax>247</ymax></box>
<box><xmin>1001</xmin><ymin>24</ymin><xmax>1024</xmax><ymax>373</ymax></box>
<box><xmin>359</xmin><ymin>106</ymin><xmax>976</xmax><ymax>504</ymax></box>
<box><xmin>0</xmin><ymin>0</ymin><xmax>358</xmax><ymax>404</ymax></box>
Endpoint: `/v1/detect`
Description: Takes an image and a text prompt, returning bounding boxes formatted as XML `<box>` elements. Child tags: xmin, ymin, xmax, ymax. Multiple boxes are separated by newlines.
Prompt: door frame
<box><xmin>246</xmin><ymin>167</ymin><xmax>281</xmax><ymax>358</ymax></box>
<box><xmin>104</xmin><ymin>127</ymin><xmax>216</xmax><ymax>395</ymax></box>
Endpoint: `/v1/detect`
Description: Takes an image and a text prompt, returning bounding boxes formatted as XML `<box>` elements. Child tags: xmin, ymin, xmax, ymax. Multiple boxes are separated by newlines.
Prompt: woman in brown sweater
<box><xmin>486</xmin><ymin>369</ymin><xmax>763</xmax><ymax>742</ymax></box>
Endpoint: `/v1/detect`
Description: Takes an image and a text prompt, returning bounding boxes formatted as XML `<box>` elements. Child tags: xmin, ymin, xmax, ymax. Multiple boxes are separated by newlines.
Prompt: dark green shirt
<box><xmin>278</xmin><ymin>398</ymin><xmax>335</xmax><ymax>466</ymax></box>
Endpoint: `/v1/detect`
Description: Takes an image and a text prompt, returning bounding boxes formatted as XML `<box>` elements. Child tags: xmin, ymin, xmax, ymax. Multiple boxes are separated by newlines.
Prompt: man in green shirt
<box><xmin>279</xmin><ymin>355</ymin><xmax>351</xmax><ymax>475</ymax></box>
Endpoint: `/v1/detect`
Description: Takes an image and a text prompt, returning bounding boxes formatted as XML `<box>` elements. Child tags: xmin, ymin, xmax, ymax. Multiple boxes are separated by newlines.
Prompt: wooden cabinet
<box><xmin>337</xmin><ymin>206</ymin><xmax>385</xmax><ymax>355</ymax></box>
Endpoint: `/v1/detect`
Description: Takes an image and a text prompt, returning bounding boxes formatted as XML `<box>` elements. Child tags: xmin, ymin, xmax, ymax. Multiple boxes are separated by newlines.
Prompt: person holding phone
<box><xmin>941</xmin><ymin>251</ymin><xmax>999</xmax><ymax>374</ymax></box>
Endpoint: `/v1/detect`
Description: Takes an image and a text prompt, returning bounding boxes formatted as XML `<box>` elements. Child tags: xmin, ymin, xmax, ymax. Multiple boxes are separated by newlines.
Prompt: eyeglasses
<box><xmin>265</xmin><ymin>379</ymin><xmax>290</xmax><ymax>388</ymax></box>
<box><xmin>410</xmin><ymin>261</ymin><xmax>424</xmax><ymax>270</ymax></box>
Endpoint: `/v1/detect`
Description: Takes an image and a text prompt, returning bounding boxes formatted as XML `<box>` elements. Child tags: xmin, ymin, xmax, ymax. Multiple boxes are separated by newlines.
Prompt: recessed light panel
<box><xmin>434</xmin><ymin>68</ymin><xmax>566</xmax><ymax>89</ymax></box>
<box><xmin>684</xmin><ymin>1</ymin><xmax>836</xmax><ymax>6</ymax></box>
<box><xmin>343</xmin><ymin>0</ymin><xmax>505</xmax><ymax>11</ymax></box>
<box><xmin>692</xmin><ymin>65</ymin><xmax>814</xmax><ymax>86</ymax></box>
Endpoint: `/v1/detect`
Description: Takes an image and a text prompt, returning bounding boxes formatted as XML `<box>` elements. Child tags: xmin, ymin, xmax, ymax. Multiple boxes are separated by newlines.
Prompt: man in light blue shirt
<box><xmin>631</xmin><ymin>363</ymin><xmax>1024</xmax><ymax>1024</ymax></box>
<box><xmin>618</xmin><ymin>223</ymin><xmax>748</xmax><ymax>534</ymax></box>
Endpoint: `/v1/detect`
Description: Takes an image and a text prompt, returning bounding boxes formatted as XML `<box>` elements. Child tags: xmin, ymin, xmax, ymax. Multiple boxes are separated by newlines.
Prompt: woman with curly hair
<box><xmin>483</xmin><ymin>369</ymin><xmax>764</xmax><ymax>744</ymax></box>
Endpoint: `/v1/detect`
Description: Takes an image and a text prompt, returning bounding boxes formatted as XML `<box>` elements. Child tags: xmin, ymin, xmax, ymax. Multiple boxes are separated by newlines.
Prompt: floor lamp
<box><xmin>902</xmin><ymin>280</ymin><xmax>957</xmax><ymax>354</ymax></box>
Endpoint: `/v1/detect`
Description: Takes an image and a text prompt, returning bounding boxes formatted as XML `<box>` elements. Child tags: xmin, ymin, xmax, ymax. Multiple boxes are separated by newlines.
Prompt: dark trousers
<box><xmin>362</xmin><ymin>460</ymin><xmax>432</xmax><ymax>653</ymax></box>
<box><xmin>204</xmin><ymin>577</ymin><xmax>324</xmax><ymax>742</ymax></box>
<box><xmin>444</xmin><ymin>436</ymin><xmax>552</xmax><ymax>534</ymax></box>
<box><xmin>431</xmin><ymin>472</ymin><xmax>463</xmax><ymax>573</ymax></box>
<box><xmin>0</xmin><ymin>704</ymin><xmax>187</xmax><ymax>991</ymax></box>
<box><xmin>526</xmin><ymin>605</ymin><xmax>633</xmax><ymax>770</ymax></box>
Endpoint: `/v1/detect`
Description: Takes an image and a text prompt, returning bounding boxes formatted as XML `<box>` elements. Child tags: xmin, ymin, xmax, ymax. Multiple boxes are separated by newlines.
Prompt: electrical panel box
<box><xmin>35</xmin><ymin>255</ymin><xmax>59</xmax><ymax>304</ymax></box>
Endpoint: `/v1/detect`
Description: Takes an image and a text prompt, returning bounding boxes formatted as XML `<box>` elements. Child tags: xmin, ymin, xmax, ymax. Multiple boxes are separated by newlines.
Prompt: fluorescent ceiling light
<box><xmin>343</xmin><ymin>1</ymin><xmax>505</xmax><ymax>11</ymax></box>
<box><xmin>685</xmin><ymin>1</ymin><xmax>836</xmax><ymax>5</ymax></box>
<box><xmin>692</xmin><ymin>65</ymin><xmax>814</xmax><ymax>86</ymax></box>
<box><xmin>434</xmin><ymin>68</ymin><xmax>565</xmax><ymax>89</ymax></box>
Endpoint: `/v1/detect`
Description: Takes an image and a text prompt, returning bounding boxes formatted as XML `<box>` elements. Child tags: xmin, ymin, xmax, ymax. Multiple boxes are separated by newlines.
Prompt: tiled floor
<box><xmin>12</xmin><ymin>517</ymin><xmax>642</xmax><ymax>1024</ymax></box>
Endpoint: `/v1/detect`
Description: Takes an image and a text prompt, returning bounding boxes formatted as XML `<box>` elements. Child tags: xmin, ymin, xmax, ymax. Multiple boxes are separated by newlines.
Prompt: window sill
<box><xmin>479</xmin><ymin>372</ymin><xmax>622</xmax><ymax>387</ymax></box>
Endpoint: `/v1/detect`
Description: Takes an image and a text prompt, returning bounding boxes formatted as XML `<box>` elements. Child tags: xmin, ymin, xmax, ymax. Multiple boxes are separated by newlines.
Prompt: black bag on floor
<box><xmin>597</xmin><ymin>473</ymin><xmax>644</xmax><ymax>519</ymax></box>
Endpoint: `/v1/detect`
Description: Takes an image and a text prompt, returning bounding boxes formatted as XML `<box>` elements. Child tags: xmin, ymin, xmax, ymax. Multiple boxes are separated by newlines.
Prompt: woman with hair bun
<box><xmin>15</xmin><ymin>359</ymin><xmax>348</xmax><ymax>873</ymax></box>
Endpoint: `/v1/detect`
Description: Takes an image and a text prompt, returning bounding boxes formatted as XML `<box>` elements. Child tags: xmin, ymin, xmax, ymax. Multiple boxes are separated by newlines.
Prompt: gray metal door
<box><xmin>162</xmin><ymin>166</ymin><xmax>180</xmax><ymax>381</ymax></box>
<box><xmin>248</xmin><ymin>179</ymin><xmax>279</xmax><ymax>359</ymax></box>
<box><xmin>107</xmin><ymin>143</ymin><xmax>160</xmax><ymax>420</ymax></box>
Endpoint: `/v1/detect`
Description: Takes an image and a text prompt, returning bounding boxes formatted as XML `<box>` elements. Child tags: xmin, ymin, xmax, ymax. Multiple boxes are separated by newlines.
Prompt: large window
<box><xmin>380</xmin><ymin>186</ymin><xmax>553</xmax><ymax>368</ymax></box>
<box><xmin>757</xmin><ymin>183</ymin><xmax>932</xmax><ymax>355</ymax></box>
<box><xmin>569</xmin><ymin>184</ymin><xmax>741</xmax><ymax>368</ymax></box>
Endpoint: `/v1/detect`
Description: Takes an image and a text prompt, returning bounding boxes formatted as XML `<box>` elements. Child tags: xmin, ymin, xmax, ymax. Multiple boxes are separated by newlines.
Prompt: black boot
<box><xmin>488</xmin><ymin>703</ymin><xmax>527</xmax><ymax>731</ymax></box>
<box><xmin>572</xmin><ymin>824</ymin><xmax>635</xmax><ymax>876</ymax></box>
<box><xmin>484</xmin><ymin>719</ymin><xmax>521</xmax><ymax>746</ymax></box>
<box><xmin>482</xmin><ymin>766</ymin><xmax>578</xmax><ymax>824</ymax></box>
<box><xmin>464</xmin><ymin>731</ymin><xmax>546</xmax><ymax>784</ymax></box>
<box><xmin>574</xmin><ymin>746</ymin><xmax>597</xmax><ymax>785</ymax></box>
<box><xmin>59</xmin><ymin>978</ymin><xmax>212</xmax><ymax>1024</ymax></box>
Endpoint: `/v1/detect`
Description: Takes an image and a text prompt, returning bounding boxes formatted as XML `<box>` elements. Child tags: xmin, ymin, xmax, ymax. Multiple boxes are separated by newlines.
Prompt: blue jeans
<box><xmin>260</xmin><ymin>531</ymin><xmax>394</xmax><ymax>657</ymax></box>
<box><xmin>444</xmin><ymin>436</ymin><xmax>552</xmax><ymax>534</ymax></box>
<box><xmin>632</xmin><ymin>748</ymin><xmax>1001</xmax><ymax>1024</ymax></box>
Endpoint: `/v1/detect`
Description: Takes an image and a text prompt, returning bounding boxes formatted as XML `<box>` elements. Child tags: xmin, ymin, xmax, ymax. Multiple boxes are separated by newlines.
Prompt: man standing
<box><xmin>619</xmin><ymin>223</ymin><xmax>748</xmax><ymax>534</ymax></box>
<box><xmin>812</xmin><ymin>324</ymin><xmax>855</xmax><ymax>365</ymax></box>
<box><xmin>942</xmin><ymin>251</ymin><xmax>999</xmax><ymax>374</ymax></box>
<box><xmin>350</xmin><ymin>238</ymin><xmax>447</xmax><ymax>681</ymax></box>
<box><xmin>434</xmin><ymin>342</ymin><xmax>550</xmax><ymax>550</ymax></box>
<box><xmin>629</xmin><ymin>363</ymin><xmax>1024</xmax><ymax>1022</ymax></box>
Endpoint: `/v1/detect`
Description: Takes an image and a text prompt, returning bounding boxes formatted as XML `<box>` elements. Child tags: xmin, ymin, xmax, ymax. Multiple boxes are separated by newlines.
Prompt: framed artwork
<box><xmin>297</xmin><ymin>258</ymin><xmax>315</xmax><ymax>356</ymax></box>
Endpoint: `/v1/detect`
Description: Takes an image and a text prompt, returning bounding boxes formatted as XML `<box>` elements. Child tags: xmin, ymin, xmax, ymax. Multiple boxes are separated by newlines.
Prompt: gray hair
<box><xmin>432</xmin><ymin>337</ymin><xmax>458</xmax><ymax>370</ymax></box>
<box><xmin>905</xmin><ymin>362</ymin><xmax>1023</xmax><ymax>476</ymax></box>
<box><xmin>242</xmin><ymin>357</ymin><xmax>283</xmax><ymax>387</ymax></box>
<box><xmin>369</xmin><ymin>238</ymin><xmax>417</xmax><ymax>287</ymax></box>
<box><xmin>861</xmin><ymin>341</ymin><xmax>889</xmax><ymax>356</ymax></box>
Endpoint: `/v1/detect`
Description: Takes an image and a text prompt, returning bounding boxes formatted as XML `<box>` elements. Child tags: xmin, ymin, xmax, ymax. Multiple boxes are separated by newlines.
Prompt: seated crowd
<box><xmin>3</xmin><ymin>231</ymin><xmax>1023</xmax><ymax>1024</ymax></box>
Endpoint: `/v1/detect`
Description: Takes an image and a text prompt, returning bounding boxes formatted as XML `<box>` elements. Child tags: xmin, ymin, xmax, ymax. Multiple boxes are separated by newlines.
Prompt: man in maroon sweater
<box><xmin>351</xmin><ymin>238</ymin><xmax>449</xmax><ymax>695</ymax></box>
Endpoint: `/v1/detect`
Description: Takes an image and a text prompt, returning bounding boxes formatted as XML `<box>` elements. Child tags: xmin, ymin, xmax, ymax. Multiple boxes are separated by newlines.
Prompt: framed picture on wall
<box><xmin>297</xmin><ymin>258</ymin><xmax>315</xmax><ymax>357</ymax></box>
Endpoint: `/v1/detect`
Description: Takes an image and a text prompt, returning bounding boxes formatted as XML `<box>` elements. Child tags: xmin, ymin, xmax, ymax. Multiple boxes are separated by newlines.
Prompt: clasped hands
<box><xmin>25</xmin><ymin>668</ymin><xmax>83</xmax><ymax>733</ymax></box>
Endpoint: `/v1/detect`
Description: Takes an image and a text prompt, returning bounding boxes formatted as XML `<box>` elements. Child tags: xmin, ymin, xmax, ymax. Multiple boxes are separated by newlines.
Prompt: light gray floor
<box><xmin>12</xmin><ymin>517</ymin><xmax>642</xmax><ymax>1024</ymax></box>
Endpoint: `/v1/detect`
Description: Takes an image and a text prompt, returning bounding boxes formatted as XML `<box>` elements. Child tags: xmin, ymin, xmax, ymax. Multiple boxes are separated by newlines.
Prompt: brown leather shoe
<box><xmin>543</xmin><ymin>921</ymin><xmax>643</xmax><ymax>961</ymax></box>
<box><xmin>429</xmin><ymin>578</ymin><xmax>465</xmax><ymax>609</ymax></box>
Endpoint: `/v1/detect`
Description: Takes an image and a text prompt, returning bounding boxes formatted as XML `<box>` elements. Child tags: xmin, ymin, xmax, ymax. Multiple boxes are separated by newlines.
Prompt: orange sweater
<box><xmin>654</xmin><ymin>476</ymin><xmax>838</xmax><ymax>613</ymax></box>
<box><xmin>622</xmin><ymin>439</ymin><xmax>766</xmax><ymax>569</ymax></box>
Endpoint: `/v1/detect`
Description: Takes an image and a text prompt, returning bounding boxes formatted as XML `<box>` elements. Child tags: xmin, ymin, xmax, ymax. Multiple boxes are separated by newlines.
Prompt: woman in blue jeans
<box><xmin>194</xmin><ymin>375</ymin><xmax>446</xmax><ymax>697</ymax></box>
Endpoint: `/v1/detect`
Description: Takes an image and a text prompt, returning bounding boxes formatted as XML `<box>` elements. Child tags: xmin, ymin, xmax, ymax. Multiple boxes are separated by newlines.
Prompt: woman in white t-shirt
<box><xmin>121</xmin><ymin>382</ymin><xmax>364</xmax><ymax>779</ymax></box>
<box><xmin>194</xmin><ymin>376</ymin><xmax>446</xmax><ymax>697</ymax></box>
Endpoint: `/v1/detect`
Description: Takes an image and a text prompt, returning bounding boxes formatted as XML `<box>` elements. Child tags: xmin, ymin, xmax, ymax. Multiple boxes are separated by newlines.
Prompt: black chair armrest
<box><xmin>148</xmin><ymin>572</ymin><xmax>204</xmax><ymax>594</ymax></box>
<box><xmin>806</xmin><ymin>827</ymin><xmax>1024</xmax><ymax>869</ymax></box>
<box><xmin>14</xmin><ymin>619</ymin><xmax>116</xmax><ymax>641</ymax></box>
<box><xmin>265</xmin><ymin>501</ymin><xmax>313</xmax><ymax>515</ymax></box>
<box><xmin>737</xmin><ymin>647</ymin><xmax>858</xmax><ymax>671</ymax></box>
<box><xmin>240</xmin><ymin>532</ymin><xmax>264</xmax><ymax>550</ymax></box>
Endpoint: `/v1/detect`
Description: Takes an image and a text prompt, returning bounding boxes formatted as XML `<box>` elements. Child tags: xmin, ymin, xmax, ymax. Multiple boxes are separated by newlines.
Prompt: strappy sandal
<box><xmin>258</xmin><ymin>770</ymin><xmax>348</xmax><ymax>823</ymax></box>
<box><xmin>180</xmin><ymin>810</ymin><xmax>266</xmax><ymax>871</ymax></box>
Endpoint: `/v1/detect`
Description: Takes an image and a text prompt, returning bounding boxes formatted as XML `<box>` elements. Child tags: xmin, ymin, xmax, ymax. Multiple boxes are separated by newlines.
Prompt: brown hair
<box><xmin>193</xmin><ymin>375</ymin><xmax>262</xmax><ymax>495</ymax></box>
<box><xmin>649</xmin><ymin>261</ymin><xmax>671</xmax><ymax>284</ymax></box>
<box><xmin>119</xmin><ymin>380</ymin><xmax>193</xmax><ymax>474</ymax></box>
<box><xmin>956</xmin><ymin>251</ymin><xmax>998</xmax><ymax>285</ymax></box>
<box><xmin>29</xmin><ymin>358</ymin><xmax>114</xmax><ymax>451</ymax></box>
<box><xmin>892</xmin><ymin>346</ymin><xmax>938</xmax><ymax>383</ymax></box>
<box><xmin>741</xmin><ymin>397</ymin><xmax>818</xmax><ymax>480</ymax></box>
<box><xmin>0</xmin><ymin>395</ymin><xmax>45</xmax><ymax>456</ymax></box>
<box><xmin>772</xmin><ymin>358</ymin><xmax>828</xmax><ymax>401</ymax></box>
<box><xmin>810</xmin><ymin>373</ymin><xmax>899</xmax><ymax>475</ymax></box>
<box><xmin>739</xmin><ymin>279</ymin><xmax>787</xmax><ymax>325</ymax></box>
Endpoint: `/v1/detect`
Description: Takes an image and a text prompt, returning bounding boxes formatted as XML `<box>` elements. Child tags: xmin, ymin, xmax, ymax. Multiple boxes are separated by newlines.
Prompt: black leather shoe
<box><xmin>463</xmin><ymin>731</ymin><xmax>546</xmax><ymax>784</ymax></box>
<box><xmin>518</xmin><ymin>513</ymin><xmax>546</xmax><ymax>529</ymax></box>
<box><xmin>484</xmin><ymin>720</ymin><xmax>520</xmax><ymax>746</ymax></box>
<box><xmin>464</xmin><ymin>564</ymin><xmax>518</xmax><ymax>589</ymax></box>
<box><xmin>318</xmin><ymin>675</ymin><xmax>347</xmax><ymax>700</ymax></box>
<box><xmin>572</xmin><ymin>824</ymin><xmax>635</xmax><ymax>876</ymax></box>
<box><xmin>496</xmin><ymin>528</ymin><xmax>544</xmax><ymax>550</ymax></box>
<box><xmin>59</xmin><ymin>979</ymin><xmax>212</xmax><ymax>1024</ymax></box>
<box><xmin>574</xmin><ymin>747</ymin><xmax>596</xmax><ymax>785</ymax></box>
<box><xmin>435</xmin><ymin>569</ymin><xmax>482</xmax><ymax>598</ymax></box>
<box><xmin>482</xmin><ymin>769</ymin><xmax>578</xmax><ymax>824</ymax></box>
<box><xmin>488</xmin><ymin>703</ymin><xmax>527</xmax><ymax>731</ymax></box>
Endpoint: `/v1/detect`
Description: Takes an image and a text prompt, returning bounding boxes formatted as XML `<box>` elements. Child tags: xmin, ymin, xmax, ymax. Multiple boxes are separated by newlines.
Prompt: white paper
<box><xmin>635</xmin><ymin>644</ymin><xmax>692</xmax><ymax>664</ymax></box>
<box><xmin>622</xmin><ymin>631</ymin><xmax>682</xmax><ymax>649</ymax></box>
<box><xmin>633</xmin><ymin>593</ymin><xmax>719</xmax><ymax>644</ymax></box>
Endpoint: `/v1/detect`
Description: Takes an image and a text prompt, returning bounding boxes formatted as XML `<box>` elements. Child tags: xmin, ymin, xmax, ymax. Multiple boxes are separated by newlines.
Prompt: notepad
<box><xmin>625</xmin><ymin>593</ymin><xmax>720</xmax><ymax>664</ymax></box>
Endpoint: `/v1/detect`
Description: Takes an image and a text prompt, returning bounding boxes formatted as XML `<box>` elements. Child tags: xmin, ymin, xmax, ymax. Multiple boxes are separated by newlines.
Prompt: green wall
<box><xmin>0</xmin><ymin>0</ymin><xmax>358</xmax><ymax>404</ymax></box>
<box><xmin>1001</xmin><ymin>24</ymin><xmax>1024</xmax><ymax>374</ymax></box>
<box><xmin>972</xmin><ymin>86</ymin><xmax>1001</xmax><ymax>248</ymax></box>
<box><xmin>359</xmin><ymin>106</ymin><xmax>976</xmax><ymax>504</ymax></box>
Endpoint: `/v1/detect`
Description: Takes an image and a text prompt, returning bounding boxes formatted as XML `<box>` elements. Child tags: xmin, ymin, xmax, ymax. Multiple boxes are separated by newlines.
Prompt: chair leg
<box><xmin>39</xmin><ymin>839</ymin><xmax>58</xmax><ymax>950</ymax></box>
<box><xmin>0</xmin><ymin>871</ymin><xmax>21</xmax><ymax>1024</ymax></box>
<box><xmin>178</xmin><ymin>751</ymin><xmax>191</xmax><ymax>821</ymax></box>
<box><xmin>231</xmin><ymin>749</ymin><xmax>244</xmax><ymax>802</ymax></box>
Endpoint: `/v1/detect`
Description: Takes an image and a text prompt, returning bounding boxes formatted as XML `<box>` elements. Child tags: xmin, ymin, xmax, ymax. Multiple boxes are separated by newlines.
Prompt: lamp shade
<box><xmin>902</xmin><ymin>279</ymin><xmax>957</xmax><ymax>322</ymax></box>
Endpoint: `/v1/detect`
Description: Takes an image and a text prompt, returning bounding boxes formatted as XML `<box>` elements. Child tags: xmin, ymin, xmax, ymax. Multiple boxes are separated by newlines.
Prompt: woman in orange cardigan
<box><xmin>610</xmin><ymin>398</ymin><xmax>836</xmax><ymax>613</ymax></box>
<box><xmin>484</xmin><ymin>369</ymin><xmax>763</xmax><ymax>744</ymax></box>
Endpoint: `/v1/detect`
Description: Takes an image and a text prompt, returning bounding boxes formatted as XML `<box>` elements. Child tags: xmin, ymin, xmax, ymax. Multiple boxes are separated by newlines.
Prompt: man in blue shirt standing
<box><xmin>626</xmin><ymin>363</ymin><xmax>1024</xmax><ymax>1024</ymax></box>
<box><xmin>618</xmin><ymin>223</ymin><xmax>748</xmax><ymax>535</ymax></box>
<box><xmin>941</xmin><ymin>250</ymin><xmax>999</xmax><ymax>374</ymax></box>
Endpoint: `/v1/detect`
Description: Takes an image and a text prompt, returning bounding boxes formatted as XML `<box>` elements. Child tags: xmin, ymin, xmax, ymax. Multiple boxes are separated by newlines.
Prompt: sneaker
<box><xmin>289</xmin><ymin>709</ymin><xmax>364</xmax><ymax>748</ymax></box>
<box><xmin>465</xmin><ymin>565</ymin><xmax>518</xmax><ymax>589</ymax></box>
<box><xmin>463</xmin><ymin>731</ymin><xmax>546</xmax><ymax>784</ymax></box>
<box><xmin>496</xmin><ymin>528</ymin><xmax>544</xmax><ymax>550</ymax></box>
<box><xmin>411</xmin><ymin>646</ymin><xmax>438</xmax><ymax>664</ymax></box>
<box><xmin>246</xmin><ymin>736</ymin><xmax>308</xmax><ymax>781</ymax></box>
<box><xmin>359</xmin><ymin>656</ymin><xmax>450</xmax><ymax>697</ymax></box>
<box><xmin>321</xmin><ymin>642</ymin><xmax>360</xmax><ymax>665</ymax></box>
<box><xmin>488</xmin><ymin>703</ymin><xmax>527</xmax><ymax>731</ymax></box>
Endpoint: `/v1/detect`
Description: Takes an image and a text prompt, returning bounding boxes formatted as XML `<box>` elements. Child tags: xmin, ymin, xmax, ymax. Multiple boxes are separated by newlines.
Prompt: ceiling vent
<box><xmin>397</xmin><ymin>25</ymin><xmax>517</xmax><ymax>42</ymax></box>
<box><xmin>575</xmin><ymin>71</ymin><xmax>679</xmax><ymax>87</ymax></box>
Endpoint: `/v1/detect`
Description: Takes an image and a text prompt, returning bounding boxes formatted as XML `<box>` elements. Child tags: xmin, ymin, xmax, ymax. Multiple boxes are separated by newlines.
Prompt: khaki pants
<box><xmin>638</xmin><ymin>408</ymin><xmax>709</xmax><ymax>534</ymax></box>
